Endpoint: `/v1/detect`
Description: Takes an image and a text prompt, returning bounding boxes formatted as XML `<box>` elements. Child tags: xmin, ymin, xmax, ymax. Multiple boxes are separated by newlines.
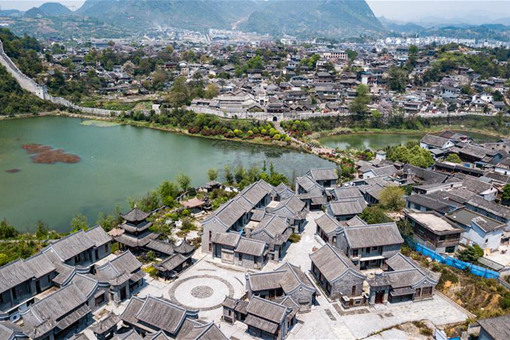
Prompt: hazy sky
<box><xmin>1</xmin><ymin>0</ymin><xmax>510</xmax><ymax>22</ymax></box>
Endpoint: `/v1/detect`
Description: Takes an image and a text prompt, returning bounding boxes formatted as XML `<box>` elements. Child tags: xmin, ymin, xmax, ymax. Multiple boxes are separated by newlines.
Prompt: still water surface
<box><xmin>0</xmin><ymin>117</ymin><xmax>332</xmax><ymax>232</ymax></box>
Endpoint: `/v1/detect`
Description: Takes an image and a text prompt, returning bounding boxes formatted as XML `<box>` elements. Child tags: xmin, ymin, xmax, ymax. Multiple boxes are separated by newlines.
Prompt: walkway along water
<box><xmin>0</xmin><ymin>38</ymin><xmax>120</xmax><ymax>117</ymax></box>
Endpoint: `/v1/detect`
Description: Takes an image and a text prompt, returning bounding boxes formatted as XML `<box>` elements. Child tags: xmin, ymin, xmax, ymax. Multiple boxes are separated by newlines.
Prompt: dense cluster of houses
<box><xmin>0</xmin><ymin>206</ymin><xmax>203</xmax><ymax>340</ymax></box>
<box><xmin>42</xmin><ymin>39</ymin><xmax>508</xmax><ymax>117</ymax></box>
<box><xmin>209</xmin><ymin>166</ymin><xmax>443</xmax><ymax>339</ymax></box>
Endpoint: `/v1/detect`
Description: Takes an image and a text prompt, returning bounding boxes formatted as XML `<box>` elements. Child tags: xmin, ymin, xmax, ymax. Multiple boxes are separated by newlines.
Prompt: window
<box><xmin>352</xmin><ymin>249</ymin><xmax>358</xmax><ymax>257</ymax></box>
<box><xmin>208</xmin><ymin>243</ymin><xmax>212</xmax><ymax>252</ymax></box>
<box><xmin>371</xmin><ymin>246</ymin><xmax>378</xmax><ymax>251</ymax></box>
<box><xmin>253</xmin><ymin>257</ymin><xmax>257</xmax><ymax>264</ymax></box>
<box><xmin>445</xmin><ymin>246</ymin><xmax>456</xmax><ymax>253</ymax></box>
<box><xmin>95</xmin><ymin>293</ymin><xmax>105</xmax><ymax>306</ymax></box>
<box><xmin>415</xmin><ymin>288</ymin><xmax>421</xmax><ymax>296</ymax></box>
<box><xmin>365</xmin><ymin>247</ymin><xmax>370</xmax><ymax>253</ymax></box>
<box><xmin>238</xmin><ymin>253</ymin><xmax>243</xmax><ymax>261</ymax></box>
<box><xmin>351</xmin><ymin>286</ymin><xmax>356</xmax><ymax>296</ymax></box>
<box><xmin>422</xmin><ymin>287</ymin><xmax>433</xmax><ymax>296</ymax></box>
<box><xmin>439</xmin><ymin>235</ymin><xmax>446</xmax><ymax>241</ymax></box>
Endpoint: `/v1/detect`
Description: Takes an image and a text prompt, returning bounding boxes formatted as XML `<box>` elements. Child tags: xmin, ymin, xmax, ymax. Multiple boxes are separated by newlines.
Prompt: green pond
<box><xmin>319</xmin><ymin>131</ymin><xmax>498</xmax><ymax>151</ymax></box>
<box><xmin>0</xmin><ymin>117</ymin><xmax>332</xmax><ymax>232</ymax></box>
<box><xmin>319</xmin><ymin>133</ymin><xmax>424</xmax><ymax>150</ymax></box>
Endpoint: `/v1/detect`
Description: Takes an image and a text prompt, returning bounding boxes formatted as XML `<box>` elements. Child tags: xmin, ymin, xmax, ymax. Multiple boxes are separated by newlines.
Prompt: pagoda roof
<box><xmin>122</xmin><ymin>208</ymin><xmax>150</xmax><ymax>223</ymax></box>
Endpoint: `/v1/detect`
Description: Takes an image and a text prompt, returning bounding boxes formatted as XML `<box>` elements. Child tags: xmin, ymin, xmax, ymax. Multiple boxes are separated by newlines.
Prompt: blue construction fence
<box><xmin>412</xmin><ymin>242</ymin><xmax>500</xmax><ymax>279</ymax></box>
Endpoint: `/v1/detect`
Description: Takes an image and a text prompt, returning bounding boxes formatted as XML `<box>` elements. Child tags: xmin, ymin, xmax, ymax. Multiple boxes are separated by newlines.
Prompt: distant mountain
<box><xmin>77</xmin><ymin>0</ymin><xmax>257</xmax><ymax>31</ymax></box>
<box><xmin>25</xmin><ymin>2</ymin><xmax>72</xmax><ymax>18</ymax></box>
<box><xmin>39</xmin><ymin>3</ymin><xmax>73</xmax><ymax>16</ymax></box>
<box><xmin>77</xmin><ymin>0</ymin><xmax>381</xmax><ymax>38</ymax></box>
<box><xmin>239</xmin><ymin>0</ymin><xmax>383</xmax><ymax>37</ymax></box>
<box><xmin>0</xmin><ymin>9</ymin><xmax>22</xmax><ymax>17</ymax></box>
<box><xmin>379</xmin><ymin>17</ymin><xmax>424</xmax><ymax>34</ymax></box>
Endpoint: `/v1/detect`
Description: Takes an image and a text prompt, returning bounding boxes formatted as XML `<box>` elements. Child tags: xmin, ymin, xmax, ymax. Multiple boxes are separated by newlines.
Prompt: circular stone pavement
<box><xmin>191</xmin><ymin>286</ymin><xmax>214</xmax><ymax>299</ymax></box>
<box><xmin>169</xmin><ymin>275</ymin><xmax>234</xmax><ymax>311</ymax></box>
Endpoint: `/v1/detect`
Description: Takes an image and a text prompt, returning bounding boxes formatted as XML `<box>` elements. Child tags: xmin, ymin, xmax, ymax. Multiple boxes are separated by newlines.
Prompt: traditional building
<box><xmin>232</xmin><ymin>296</ymin><xmax>298</xmax><ymax>340</ymax></box>
<box><xmin>368</xmin><ymin>253</ymin><xmax>440</xmax><ymax>304</ymax></box>
<box><xmin>246</xmin><ymin>263</ymin><xmax>316</xmax><ymax>312</ymax></box>
<box><xmin>211</xmin><ymin>232</ymin><xmax>268</xmax><ymax>269</ymax></box>
<box><xmin>92</xmin><ymin>251</ymin><xmax>145</xmax><ymax>304</ymax></box>
<box><xmin>21</xmin><ymin>283</ymin><xmax>93</xmax><ymax>340</ymax></box>
<box><xmin>305</xmin><ymin>168</ymin><xmax>338</xmax><ymax>188</ymax></box>
<box><xmin>114</xmin><ymin>208</ymin><xmax>158</xmax><ymax>252</ymax></box>
<box><xmin>310</xmin><ymin>244</ymin><xmax>366</xmax><ymax>308</ymax></box>
<box><xmin>336</xmin><ymin>222</ymin><xmax>403</xmax><ymax>269</ymax></box>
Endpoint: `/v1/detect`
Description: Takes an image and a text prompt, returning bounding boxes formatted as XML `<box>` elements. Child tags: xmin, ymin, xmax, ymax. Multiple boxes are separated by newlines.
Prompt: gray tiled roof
<box><xmin>44</xmin><ymin>230</ymin><xmax>95</xmax><ymax>261</ymax></box>
<box><xmin>315</xmin><ymin>213</ymin><xmax>342</xmax><ymax>234</ymax></box>
<box><xmin>446</xmin><ymin>208</ymin><xmax>504</xmax><ymax>232</ymax></box>
<box><xmin>307</xmin><ymin>168</ymin><xmax>338</xmax><ymax>181</ymax></box>
<box><xmin>85</xmin><ymin>226</ymin><xmax>112</xmax><ymax>247</ymax></box>
<box><xmin>134</xmin><ymin>296</ymin><xmax>187</xmax><ymax>335</ymax></box>
<box><xmin>0</xmin><ymin>322</ymin><xmax>24</xmax><ymax>340</ymax></box>
<box><xmin>309</xmin><ymin>244</ymin><xmax>364</xmax><ymax>283</ymax></box>
<box><xmin>70</xmin><ymin>274</ymin><xmax>98</xmax><ymax>299</ymax></box>
<box><xmin>211</xmin><ymin>232</ymin><xmax>241</xmax><ymax>247</ymax></box>
<box><xmin>420</xmin><ymin>134</ymin><xmax>450</xmax><ymax>148</ymax></box>
<box><xmin>236</xmin><ymin>237</ymin><xmax>267</xmax><ymax>257</ymax></box>
<box><xmin>176</xmin><ymin>319</ymin><xmax>228</xmax><ymax>340</ymax></box>
<box><xmin>343</xmin><ymin>222</ymin><xmax>404</xmax><ymax>248</ymax></box>
<box><xmin>251</xmin><ymin>215</ymin><xmax>289</xmax><ymax>241</ymax></box>
<box><xmin>478</xmin><ymin>315</ymin><xmax>510</xmax><ymax>340</ymax></box>
<box><xmin>277</xmin><ymin>262</ymin><xmax>315</xmax><ymax>294</ymax></box>
<box><xmin>333</xmin><ymin>187</ymin><xmax>363</xmax><ymax>200</ymax></box>
<box><xmin>155</xmin><ymin>254</ymin><xmax>190</xmax><ymax>272</ymax></box>
<box><xmin>146</xmin><ymin>240</ymin><xmax>175</xmax><ymax>256</ymax></box>
<box><xmin>110</xmin><ymin>251</ymin><xmax>142</xmax><ymax>275</ymax></box>
<box><xmin>467</xmin><ymin>195</ymin><xmax>510</xmax><ymax>220</ymax></box>
<box><xmin>246</xmin><ymin>296</ymin><xmax>287</xmax><ymax>324</ymax></box>
<box><xmin>382</xmin><ymin>253</ymin><xmax>440</xmax><ymax>289</ymax></box>
<box><xmin>329</xmin><ymin>198</ymin><xmax>366</xmax><ymax>216</ymax></box>
<box><xmin>122</xmin><ymin>208</ymin><xmax>150</xmax><ymax>222</ymax></box>
<box><xmin>296</xmin><ymin>175</ymin><xmax>323</xmax><ymax>192</ymax></box>
<box><xmin>23</xmin><ymin>283</ymin><xmax>90</xmax><ymax>338</ymax></box>
<box><xmin>266</xmin><ymin>196</ymin><xmax>307</xmax><ymax>220</ymax></box>
<box><xmin>0</xmin><ymin>261</ymin><xmax>30</xmax><ymax>291</ymax></box>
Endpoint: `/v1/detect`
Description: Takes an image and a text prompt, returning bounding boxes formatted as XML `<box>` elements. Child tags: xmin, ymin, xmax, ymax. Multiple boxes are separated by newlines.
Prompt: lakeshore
<box><xmin>0</xmin><ymin>115</ymin><xmax>332</xmax><ymax>231</ymax></box>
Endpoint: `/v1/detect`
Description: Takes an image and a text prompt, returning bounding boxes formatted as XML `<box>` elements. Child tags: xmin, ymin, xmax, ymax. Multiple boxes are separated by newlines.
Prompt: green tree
<box><xmin>457</xmin><ymin>245</ymin><xmax>484</xmax><ymax>263</ymax></box>
<box><xmin>502</xmin><ymin>184</ymin><xmax>510</xmax><ymax>205</ymax></box>
<box><xmin>445</xmin><ymin>153</ymin><xmax>461</xmax><ymax>164</ymax></box>
<box><xmin>96</xmin><ymin>212</ymin><xmax>120</xmax><ymax>232</ymax></box>
<box><xmin>360</xmin><ymin>207</ymin><xmax>391</xmax><ymax>224</ymax></box>
<box><xmin>234</xmin><ymin>165</ymin><xmax>245</xmax><ymax>184</ymax></box>
<box><xmin>346</xmin><ymin>49</ymin><xmax>358</xmax><ymax>62</ymax></box>
<box><xmin>35</xmin><ymin>220</ymin><xmax>49</xmax><ymax>239</ymax></box>
<box><xmin>70</xmin><ymin>214</ymin><xmax>88</xmax><ymax>232</ymax></box>
<box><xmin>159</xmin><ymin>180</ymin><xmax>180</xmax><ymax>206</ymax></box>
<box><xmin>379</xmin><ymin>186</ymin><xmax>405</xmax><ymax>211</ymax></box>
<box><xmin>0</xmin><ymin>253</ymin><xmax>8</xmax><ymax>266</ymax></box>
<box><xmin>224</xmin><ymin>165</ymin><xmax>234</xmax><ymax>185</ymax></box>
<box><xmin>349</xmin><ymin>84</ymin><xmax>371</xmax><ymax>117</ymax></box>
<box><xmin>207</xmin><ymin>168</ymin><xmax>219</xmax><ymax>181</ymax></box>
<box><xmin>176</xmin><ymin>173</ymin><xmax>191</xmax><ymax>192</ymax></box>
<box><xmin>204</xmin><ymin>84</ymin><xmax>219</xmax><ymax>99</ymax></box>
<box><xmin>0</xmin><ymin>219</ymin><xmax>18</xmax><ymax>239</ymax></box>
<box><xmin>388</xmin><ymin>66</ymin><xmax>408</xmax><ymax>93</ymax></box>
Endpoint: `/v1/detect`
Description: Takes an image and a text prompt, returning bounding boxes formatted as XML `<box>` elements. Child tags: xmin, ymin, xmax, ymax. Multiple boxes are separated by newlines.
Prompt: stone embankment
<box><xmin>0</xmin><ymin>38</ymin><xmax>119</xmax><ymax>117</ymax></box>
